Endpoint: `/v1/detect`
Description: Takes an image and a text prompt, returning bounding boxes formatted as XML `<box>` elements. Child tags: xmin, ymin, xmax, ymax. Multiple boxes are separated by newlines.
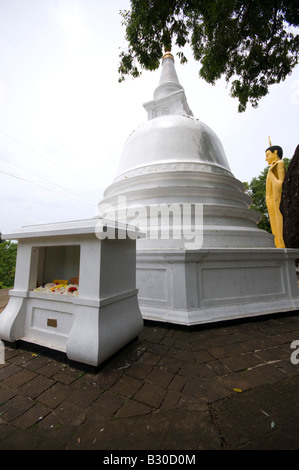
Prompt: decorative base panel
<box><xmin>136</xmin><ymin>248</ymin><xmax>299</xmax><ymax>326</ymax></box>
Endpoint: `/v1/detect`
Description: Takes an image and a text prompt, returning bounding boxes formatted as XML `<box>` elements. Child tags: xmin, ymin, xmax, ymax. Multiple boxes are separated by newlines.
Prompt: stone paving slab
<box><xmin>1</xmin><ymin>286</ymin><xmax>299</xmax><ymax>450</ymax></box>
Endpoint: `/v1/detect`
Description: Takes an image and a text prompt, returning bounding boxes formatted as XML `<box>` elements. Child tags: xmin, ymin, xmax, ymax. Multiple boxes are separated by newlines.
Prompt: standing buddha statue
<box><xmin>265</xmin><ymin>141</ymin><xmax>285</xmax><ymax>248</ymax></box>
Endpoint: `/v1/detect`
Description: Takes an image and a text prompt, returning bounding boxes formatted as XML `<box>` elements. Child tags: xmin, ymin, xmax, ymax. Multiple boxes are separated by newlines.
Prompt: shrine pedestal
<box><xmin>0</xmin><ymin>218</ymin><xmax>144</xmax><ymax>366</ymax></box>
<box><xmin>136</xmin><ymin>247</ymin><xmax>299</xmax><ymax>326</ymax></box>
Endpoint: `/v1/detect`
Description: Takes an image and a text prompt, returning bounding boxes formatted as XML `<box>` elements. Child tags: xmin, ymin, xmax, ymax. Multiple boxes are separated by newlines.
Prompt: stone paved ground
<box><xmin>1</xmin><ymin>288</ymin><xmax>299</xmax><ymax>450</ymax></box>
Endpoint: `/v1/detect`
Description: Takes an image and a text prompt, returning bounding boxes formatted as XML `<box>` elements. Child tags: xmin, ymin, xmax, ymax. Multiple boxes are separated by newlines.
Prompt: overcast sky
<box><xmin>0</xmin><ymin>0</ymin><xmax>298</xmax><ymax>236</ymax></box>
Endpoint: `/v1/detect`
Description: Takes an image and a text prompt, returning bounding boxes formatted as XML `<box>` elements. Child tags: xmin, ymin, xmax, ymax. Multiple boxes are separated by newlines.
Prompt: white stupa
<box><xmin>98</xmin><ymin>51</ymin><xmax>299</xmax><ymax>325</ymax></box>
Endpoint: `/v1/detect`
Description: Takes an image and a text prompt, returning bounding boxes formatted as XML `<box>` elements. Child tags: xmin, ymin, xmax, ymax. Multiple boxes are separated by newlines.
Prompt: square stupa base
<box><xmin>136</xmin><ymin>248</ymin><xmax>299</xmax><ymax>326</ymax></box>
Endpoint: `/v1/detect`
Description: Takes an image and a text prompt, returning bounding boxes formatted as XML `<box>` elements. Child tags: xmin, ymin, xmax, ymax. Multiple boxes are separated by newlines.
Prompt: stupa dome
<box><xmin>98</xmin><ymin>51</ymin><xmax>274</xmax><ymax>250</ymax></box>
<box><xmin>114</xmin><ymin>114</ymin><xmax>232</xmax><ymax>181</ymax></box>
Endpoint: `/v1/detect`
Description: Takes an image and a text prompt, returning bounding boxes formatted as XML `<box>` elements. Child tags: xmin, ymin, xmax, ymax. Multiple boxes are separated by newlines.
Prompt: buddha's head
<box><xmin>265</xmin><ymin>145</ymin><xmax>283</xmax><ymax>165</ymax></box>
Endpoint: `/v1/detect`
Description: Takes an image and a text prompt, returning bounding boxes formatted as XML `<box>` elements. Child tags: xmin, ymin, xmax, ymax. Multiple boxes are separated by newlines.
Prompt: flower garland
<box><xmin>33</xmin><ymin>282</ymin><xmax>79</xmax><ymax>296</ymax></box>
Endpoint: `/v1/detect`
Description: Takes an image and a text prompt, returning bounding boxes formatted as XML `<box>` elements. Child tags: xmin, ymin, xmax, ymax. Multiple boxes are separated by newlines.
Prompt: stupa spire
<box><xmin>154</xmin><ymin>49</ymin><xmax>182</xmax><ymax>99</ymax></box>
<box><xmin>143</xmin><ymin>48</ymin><xmax>193</xmax><ymax>120</ymax></box>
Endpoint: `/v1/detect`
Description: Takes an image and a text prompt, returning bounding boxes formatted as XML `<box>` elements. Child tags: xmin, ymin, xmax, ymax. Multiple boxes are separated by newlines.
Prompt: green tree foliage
<box><xmin>244</xmin><ymin>158</ymin><xmax>290</xmax><ymax>232</ymax></box>
<box><xmin>0</xmin><ymin>241</ymin><xmax>17</xmax><ymax>289</ymax></box>
<box><xmin>119</xmin><ymin>0</ymin><xmax>299</xmax><ymax>111</ymax></box>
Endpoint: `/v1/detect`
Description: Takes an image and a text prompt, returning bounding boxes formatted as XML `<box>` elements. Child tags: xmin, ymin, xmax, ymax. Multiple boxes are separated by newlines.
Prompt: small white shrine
<box><xmin>0</xmin><ymin>218</ymin><xmax>144</xmax><ymax>366</ymax></box>
<box><xmin>98</xmin><ymin>51</ymin><xmax>299</xmax><ymax>325</ymax></box>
